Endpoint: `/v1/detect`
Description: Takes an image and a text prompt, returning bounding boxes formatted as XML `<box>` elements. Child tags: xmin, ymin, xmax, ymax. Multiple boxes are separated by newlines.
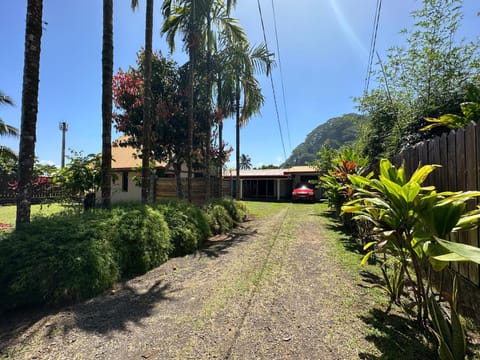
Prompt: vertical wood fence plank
<box><xmin>439</xmin><ymin>133</ymin><xmax>448</xmax><ymax>192</ymax></box>
<box><xmin>455</xmin><ymin>128</ymin><xmax>470</xmax><ymax>279</ymax></box>
<box><xmin>447</xmin><ymin>130</ymin><xmax>459</xmax><ymax>273</ymax></box>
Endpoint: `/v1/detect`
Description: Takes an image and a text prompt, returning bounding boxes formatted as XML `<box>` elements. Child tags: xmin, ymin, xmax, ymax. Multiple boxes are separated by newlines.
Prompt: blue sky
<box><xmin>1</xmin><ymin>0</ymin><xmax>479</xmax><ymax>169</ymax></box>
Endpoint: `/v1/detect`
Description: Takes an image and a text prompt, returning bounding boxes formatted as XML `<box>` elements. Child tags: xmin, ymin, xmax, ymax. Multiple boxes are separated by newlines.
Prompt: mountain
<box><xmin>283</xmin><ymin>113</ymin><xmax>364</xmax><ymax>166</ymax></box>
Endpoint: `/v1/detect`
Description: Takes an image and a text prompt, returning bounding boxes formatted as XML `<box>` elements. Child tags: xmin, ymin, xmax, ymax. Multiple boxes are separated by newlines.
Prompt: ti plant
<box><xmin>342</xmin><ymin>159</ymin><xmax>480</xmax><ymax>327</ymax></box>
<box><xmin>428</xmin><ymin>276</ymin><xmax>466</xmax><ymax>360</ymax></box>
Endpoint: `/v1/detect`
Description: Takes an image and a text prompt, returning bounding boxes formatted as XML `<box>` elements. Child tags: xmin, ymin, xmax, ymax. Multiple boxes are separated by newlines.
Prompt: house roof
<box><xmin>283</xmin><ymin>165</ymin><xmax>317</xmax><ymax>174</ymax></box>
<box><xmin>222</xmin><ymin>166</ymin><xmax>319</xmax><ymax>179</ymax></box>
<box><xmin>223</xmin><ymin>168</ymin><xmax>289</xmax><ymax>178</ymax></box>
<box><xmin>111</xmin><ymin>136</ymin><xmax>166</xmax><ymax>170</ymax></box>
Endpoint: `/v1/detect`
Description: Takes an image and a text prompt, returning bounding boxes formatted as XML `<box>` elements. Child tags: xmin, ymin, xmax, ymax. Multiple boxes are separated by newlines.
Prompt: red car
<box><xmin>292</xmin><ymin>184</ymin><xmax>315</xmax><ymax>202</ymax></box>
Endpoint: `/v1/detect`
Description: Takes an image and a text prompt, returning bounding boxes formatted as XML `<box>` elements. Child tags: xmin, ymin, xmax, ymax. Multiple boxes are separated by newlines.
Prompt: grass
<box><xmin>0</xmin><ymin>203</ymin><xmax>68</xmax><ymax>226</ymax></box>
<box><xmin>313</xmin><ymin>202</ymin><xmax>436</xmax><ymax>359</ymax></box>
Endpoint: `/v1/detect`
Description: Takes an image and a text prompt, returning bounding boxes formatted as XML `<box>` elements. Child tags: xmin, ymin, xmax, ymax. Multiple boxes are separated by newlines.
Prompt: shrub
<box><xmin>0</xmin><ymin>211</ymin><xmax>119</xmax><ymax>312</ymax></box>
<box><xmin>155</xmin><ymin>200</ymin><xmax>211</xmax><ymax>257</ymax></box>
<box><xmin>110</xmin><ymin>204</ymin><xmax>171</xmax><ymax>276</ymax></box>
<box><xmin>207</xmin><ymin>204</ymin><xmax>233</xmax><ymax>235</ymax></box>
<box><xmin>211</xmin><ymin>198</ymin><xmax>247</xmax><ymax>223</ymax></box>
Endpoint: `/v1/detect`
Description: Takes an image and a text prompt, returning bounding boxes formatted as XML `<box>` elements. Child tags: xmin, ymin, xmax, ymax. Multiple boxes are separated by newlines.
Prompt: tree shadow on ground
<box><xmin>358</xmin><ymin>308</ymin><xmax>435</xmax><ymax>360</ymax></box>
<box><xmin>63</xmin><ymin>279</ymin><xmax>173</xmax><ymax>335</ymax></box>
<box><xmin>200</xmin><ymin>225</ymin><xmax>257</xmax><ymax>259</ymax></box>
<box><xmin>0</xmin><ymin>279</ymin><xmax>174</xmax><ymax>352</ymax></box>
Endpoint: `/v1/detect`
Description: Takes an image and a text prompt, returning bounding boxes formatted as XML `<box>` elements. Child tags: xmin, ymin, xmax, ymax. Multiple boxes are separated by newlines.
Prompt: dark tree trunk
<box><xmin>204</xmin><ymin>14</ymin><xmax>212</xmax><ymax>203</ymax></box>
<box><xmin>141</xmin><ymin>0</ymin><xmax>154</xmax><ymax>203</ymax></box>
<box><xmin>101</xmin><ymin>0</ymin><xmax>113</xmax><ymax>208</ymax></box>
<box><xmin>174</xmin><ymin>161</ymin><xmax>184</xmax><ymax>200</ymax></box>
<box><xmin>235</xmin><ymin>87</ymin><xmax>240</xmax><ymax>200</ymax></box>
<box><xmin>16</xmin><ymin>0</ymin><xmax>43</xmax><ymax>226</ymax></box>
<box><xmin>187</xmin><ymin>51</ymin><xmax>195</xmax><ymax>202</ymax></box>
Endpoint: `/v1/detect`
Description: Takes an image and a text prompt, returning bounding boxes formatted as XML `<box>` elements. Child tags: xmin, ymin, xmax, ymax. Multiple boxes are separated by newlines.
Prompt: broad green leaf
<box><xmin>435</xmin><ymin>237</ymin><xmax>480</xmax><ymax>264</ymax></box>
<box><xmin>361</xmin><ymin>250</ymin><xmax>375</xmax><ymax>266</ymax></box>
<box><xmin>451</xmin><ymin>307</ymin><xmax>466</xmax><ymax>360</ymax></box>
<box><xmin>401</xmin><ymin>182</ymin><xmax>421</xmax><ymax>203</ymax></box>
<box><xmin>409</xmin><ymin>164</ymin><xmax>438</xmax><ymax>185</ymax></box>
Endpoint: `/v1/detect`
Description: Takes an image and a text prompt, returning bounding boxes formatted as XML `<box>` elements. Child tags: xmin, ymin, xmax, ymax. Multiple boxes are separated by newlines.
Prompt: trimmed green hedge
<box><xmin>156</xmin><ymin>200</ymin><xmax>211</xmax><ymax>257</ymax></box>
<box><xmin>0</xmin><ymin>198</ymin><xmax>246</xmax><ymax>313</ymax></box>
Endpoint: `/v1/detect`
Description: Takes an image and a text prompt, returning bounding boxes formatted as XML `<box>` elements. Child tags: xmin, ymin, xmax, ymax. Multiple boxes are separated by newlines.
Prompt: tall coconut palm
<box><xmin>218</xmin><ymin>41</ymin><xmax>273</xmax><ymax>199</ymax></box>
<box><xmin>161</xmin><ymin>0</ymin><xmax>245</xmax><ymax>202</ymax></box>
<box><xmin>101</xmin><ymin>0</ymin><xmax>113</xmax><ymax>208</ymax></box>
<box><xmin>201</xmin><ymin>0</ymin><xmax>246</xmax><ymax>202</ymax></box>
<box><xmin>0</xmin><ymin>92</ymin><xmax>19</xmax><ymax>160</ymax></box>
<box><xmin>131</xmin><ymin>0</ymin><xmax>154</xmax><ymax>203</ymax></box>
<box><xmin>16</xmin><ymin>0</ymin><xmax>43</xmax><ymax>226</ymax></box>
<box><xmin>240</xmin><ymin>153</ymin><xmax>252</xmax><ymax>170</ymax></box>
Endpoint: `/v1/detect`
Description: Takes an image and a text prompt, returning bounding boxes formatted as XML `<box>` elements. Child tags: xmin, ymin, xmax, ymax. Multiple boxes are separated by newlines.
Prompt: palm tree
<box><xmin>161</xmin><ymin>0</ymin><xmax>245</xmax><ymax>202</ymax></box>
<box><xmin>0</xmin><ymin>91</ymin><xmax>19</xmax><ymax>160</ymax></box>
<box><xmin>219</xmin><ymin>41</ymin><xmax>273</xmax><ymax>199</ymax></box>
<box><xmin>16</xmin><ymin>0</ymin><xmax>44</xmax><ymax>226</ymax></box>
<box><xmin>101</xmin><ymin>0</ymin><xmax>113</xmax><ymax>208</ymax></box>
<box><xmin>240</xmin><ymin>153</ymin><xmax>252</xmax><ymax>170</ymax></box>
<box><xmin>131</xmin><ymin>0</ymin><xmax>154</xmax><ymax>203</ymax></box>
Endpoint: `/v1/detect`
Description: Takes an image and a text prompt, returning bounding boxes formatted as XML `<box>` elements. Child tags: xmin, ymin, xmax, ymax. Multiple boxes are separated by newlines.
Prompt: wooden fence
<box><xmin>391</xmin><ymin>121</ymin><xmax>480</xmax><ymax>286</ymax></box>
<box><xmin>155</xmin><ymin>176</ymin><xmax>221</xmax><ymax>204</ymax></box>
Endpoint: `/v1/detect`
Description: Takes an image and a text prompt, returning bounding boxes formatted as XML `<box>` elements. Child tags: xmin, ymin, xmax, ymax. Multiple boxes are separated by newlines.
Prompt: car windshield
<box><xmin>294</xmin><ymin>184</ymin><xmax>312</xmax><ymax>190</ymax></box>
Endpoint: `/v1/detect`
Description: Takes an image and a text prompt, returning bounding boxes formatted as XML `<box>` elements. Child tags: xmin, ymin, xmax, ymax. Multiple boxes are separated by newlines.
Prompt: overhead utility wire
<box><xmin>271</xmin><ymin>0</ymin><xmax>291</xmax><ymax>151</ymax></box>
<box><xmin>256</xmin><ymin>0</ymin><xmax>288</xmax><ymax>162</ymax></box>
<box><xmin>364</xmin><ymin>0</ymin><xmax>382</xmax><ymax>94</ymax></box>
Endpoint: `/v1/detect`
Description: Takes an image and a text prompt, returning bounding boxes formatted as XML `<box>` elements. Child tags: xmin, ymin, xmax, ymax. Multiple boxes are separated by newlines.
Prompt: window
<box><xmin>122</xmin><ymin>171</ymin><xmax>128</xmax><ymax>192</ymax></box>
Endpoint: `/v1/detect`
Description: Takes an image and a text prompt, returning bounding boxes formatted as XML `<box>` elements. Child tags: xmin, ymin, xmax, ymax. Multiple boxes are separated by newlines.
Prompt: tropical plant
<box><xmin>318</xmin><ymin>147</ymin><xmax>369</xmax><ymax>217</ymax></box>
<box><xmin>0</xmin><ymin>91</ymin><xmax>19</xmax><ymax>161</ymax></box>
<box><xmin>428</xmin><ymin>276</ymin><xmax>466</xmax><ymax>360</ymax></box>
<box><xmin>16</xmin><ymin>0</ymin><xmax>44</xmax><ymax>226</ymax></box>
<box><xmin>215</xmin><ymin>40</ymin><xmax>273</xmax><ymax>199</ymax></box>
<box><xmin>53</xmin><ymin>150</ymin><xmax>102</xmax><ymax>205</ymax></box>
<box><xmin>342</xmin><ymin>159</ymin><xmax>480</xmax><ymax>327</ymax></box>
<box><xmin>239</xmin><ymin>153</ymin><xmax>252</xmax><ymax>170</ymax></box>
<box><xmin>162</xmin><ymin>0</ymin><xmax>248</xmax><ymax>202</ymax></box>
<box><xmin>101</xmin><ymin>0</ymin><xmax>113</xmax><ymax>208</ymax></box>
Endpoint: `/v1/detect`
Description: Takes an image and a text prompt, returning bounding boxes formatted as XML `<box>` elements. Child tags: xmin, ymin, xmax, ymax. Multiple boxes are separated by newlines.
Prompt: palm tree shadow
<box><xmin>358</xmin><ymin>308</ymin><xmax>435</xmax><ymax>360</ymax></box>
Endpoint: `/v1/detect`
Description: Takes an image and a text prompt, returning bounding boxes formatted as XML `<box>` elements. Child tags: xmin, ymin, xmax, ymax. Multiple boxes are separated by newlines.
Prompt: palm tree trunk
<box><xmin>174</xmin><ymin>161</ymin><xmax>184</xmax><ymax>200</ymax></box>
<box><xmin>204</xmin><ymin>39</ymin><xmax>212</xmax><ymax>202</ymax></box>
<box><xmin>101</xmin><ymin>0</ymin><xmax>113</xmax><ymax>208</ymax></box>
<box><xmin>218</xmin><ymin>116</ymin><xmax>223</xmax><ymax>197</ymax></box>
<box><xmin>235</xmin><ymin>86</ymin><xmax>240</xmax><ymax>200</ymax></box>
<box><xmin>141</xmin><ymin>0</ymin><xmax>154</xmax><ymax>203</ymax></box>
<box><xmin>16</xmin><ymin>0</ymin><xmax>43</xmax><ymax>226</ymax></box>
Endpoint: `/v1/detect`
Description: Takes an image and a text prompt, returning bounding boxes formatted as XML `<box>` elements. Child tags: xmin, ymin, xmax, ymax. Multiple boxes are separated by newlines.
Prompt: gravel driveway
<box><xmin>1</xmin><ymin>203</ymin><xmax>399</xmax><ymax>359</ymax></box>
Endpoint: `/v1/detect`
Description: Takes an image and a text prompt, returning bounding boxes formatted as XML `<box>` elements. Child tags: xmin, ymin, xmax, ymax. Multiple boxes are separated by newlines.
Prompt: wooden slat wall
<box><xmin>395</xmin><ymin>122</ymin><xmax>480</xmax><ymax>286</ymax></box>
<box><xmin>155</xmin><ymin>177</ymin><xmax>220</xmax><ymax>204</ymax></box>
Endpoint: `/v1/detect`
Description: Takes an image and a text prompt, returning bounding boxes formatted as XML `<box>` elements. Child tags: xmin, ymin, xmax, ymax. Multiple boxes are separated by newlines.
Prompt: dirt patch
<box><xmin>0</xmin><ymin>203</ymin><xmax>434</xmax><ymax>359</ymax></box>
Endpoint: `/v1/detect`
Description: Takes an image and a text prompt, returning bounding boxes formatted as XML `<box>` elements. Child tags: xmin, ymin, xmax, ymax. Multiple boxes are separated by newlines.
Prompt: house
<box><xmin>108</xmin><ymin>137</ymin><xmax>178</xmax><ymax>203</ymax></box>
<box><xmin>223</xmin><ymin>165</ymin><xmax>320</xmax><ymax>201</ymax></box>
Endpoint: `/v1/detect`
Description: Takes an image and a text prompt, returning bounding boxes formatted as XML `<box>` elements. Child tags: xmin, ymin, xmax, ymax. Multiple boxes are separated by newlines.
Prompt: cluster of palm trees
<box><xmin>14</xmin><ymin>0</ymin><xmax>273</xmax><ymax>226</ymax></box>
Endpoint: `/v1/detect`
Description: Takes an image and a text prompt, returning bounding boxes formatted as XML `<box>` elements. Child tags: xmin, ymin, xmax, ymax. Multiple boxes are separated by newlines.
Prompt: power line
<box><xmin>364</xmin><ymin>0</ymin><xmax>382</xmax><ymax>94</ymax></box>
<box><xmin>256</xmin><ymin>0</ymin><xmax>287</xmax><ymax>162</ymax></box>
<box><xmin>271</xmin><ymin>0</ymin><xmax>291</xmax><ymax>151</ymax></box>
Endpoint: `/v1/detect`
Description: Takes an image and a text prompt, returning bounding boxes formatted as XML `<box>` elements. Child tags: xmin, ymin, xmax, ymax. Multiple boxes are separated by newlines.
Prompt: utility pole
<box><xmin>59</xmin><ymin>121</ymin><xmax>68</xmax><ymax>168</ymax></box>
